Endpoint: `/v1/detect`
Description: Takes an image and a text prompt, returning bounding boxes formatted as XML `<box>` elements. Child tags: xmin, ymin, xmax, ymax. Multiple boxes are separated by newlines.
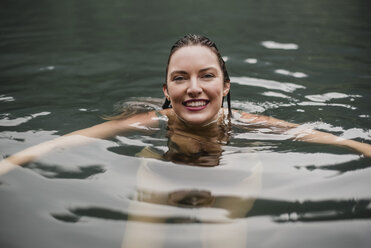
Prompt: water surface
<box><xmin>1</xmin><ymin>0</ymin><xmax>371</xmax><ymax>247</ymax></box>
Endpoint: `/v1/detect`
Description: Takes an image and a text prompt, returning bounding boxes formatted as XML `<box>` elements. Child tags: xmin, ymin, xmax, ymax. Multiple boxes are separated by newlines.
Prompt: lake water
<box><xmin>1</xmin><ymin>0</ymin><xmax>370</xmax><ymax>247</ymax></box>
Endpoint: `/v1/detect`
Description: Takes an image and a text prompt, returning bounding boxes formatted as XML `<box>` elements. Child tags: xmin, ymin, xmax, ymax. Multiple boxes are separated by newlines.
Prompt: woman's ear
<box><xmin>223</xmin><ymin>81</ymin><xmax>230</xmax><ymax>96</ymax></box>
<box><xmin>163</xmin><ymin>84</ymin><xmax>170</xmax><ymax>100</ymax></box>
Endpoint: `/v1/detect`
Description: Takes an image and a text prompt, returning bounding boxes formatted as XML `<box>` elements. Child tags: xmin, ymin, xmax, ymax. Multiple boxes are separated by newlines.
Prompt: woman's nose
<box><xmin>186</xmin><ymin>77</ymin><xmax>202</xmax><ymax>96</ymax></box>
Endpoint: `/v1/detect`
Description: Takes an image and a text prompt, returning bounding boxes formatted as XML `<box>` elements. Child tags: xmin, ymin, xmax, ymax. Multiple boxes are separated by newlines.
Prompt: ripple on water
<box><xmin>0</xmin><ymin>112</ymin><xmax>51</xmax><ymax>127</ymax></box>
<box><xmin>274</xmin><ymin>69</ymin><xmax>308</xmax><ymax>78</ymax></box>
<box><xmin>305</xmin><ymin>92</ymin><xmax>361</xmax><ymax>102</ymax></box>
<box><xmin>230</xmin><ymin>76</ymin><xmax>305</xmax><ymax>93</ymax></box>
<box><xmin>261</xmin><ymin>41</ymin><xmax>299</xmax><ymax>50</ymax></box>
<box><xmin>244</xmin><ymin>58</ymin><xmax>258</xmax><ymax>64</ymax></box>
<box><xmin>0</xmin><ymin>94</ymin><xmax>15</xmax><ymax>102</ymax></box>
<box><xmin>297</xmin><ymin>101</ymin><xmax>357</xmax><ymax>110</ymax></box>
<box><xmin>262</xmin><ymin>91</ymin><xmax>291</xmax><ymax>99</ymax></box>
<box><xmin>231</xmin><ymin>99</ymin><xmax>295</xmax><ymax>113</ymax></box>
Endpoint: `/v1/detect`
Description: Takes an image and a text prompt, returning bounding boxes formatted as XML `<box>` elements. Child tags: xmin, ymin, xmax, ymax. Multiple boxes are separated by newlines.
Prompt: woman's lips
<box><xmin>183</xmin><ymin>99</ymin><xmax>209</xmax><ymax>111</ymax></box>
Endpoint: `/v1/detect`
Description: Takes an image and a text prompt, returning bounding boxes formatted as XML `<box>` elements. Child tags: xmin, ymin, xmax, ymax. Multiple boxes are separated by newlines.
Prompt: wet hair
<box><xmin>162</xmin><ymin>34</ymin><xmax>232</xmax><ymax>116</ymax></box>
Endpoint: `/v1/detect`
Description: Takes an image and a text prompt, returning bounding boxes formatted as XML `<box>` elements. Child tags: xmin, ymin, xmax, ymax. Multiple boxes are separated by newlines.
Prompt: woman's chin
<box><xmin>179</xmin><ymin>114</ymin><xmax>218</xmax><ymax>127</ymax></box>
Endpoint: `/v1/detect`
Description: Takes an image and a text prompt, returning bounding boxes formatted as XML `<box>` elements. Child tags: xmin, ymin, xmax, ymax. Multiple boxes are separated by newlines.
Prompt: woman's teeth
<box><xmin>185</xmin><ymin>101</ymin><xmax>207</xmax><ymax>107</ymax></box>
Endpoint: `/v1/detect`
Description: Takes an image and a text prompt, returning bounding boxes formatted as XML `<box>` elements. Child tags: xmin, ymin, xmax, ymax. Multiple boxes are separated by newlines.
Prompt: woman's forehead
<box><xmin>168</xmin><ymin>45</ymin><xmax>220</xmax><ymax>70</ymax></box>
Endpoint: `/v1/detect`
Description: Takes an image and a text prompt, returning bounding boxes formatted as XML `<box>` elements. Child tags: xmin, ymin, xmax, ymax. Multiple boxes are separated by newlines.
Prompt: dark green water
<box><xmin>1</xmin><ymin>0</ymin><xmax>371</xmax><ymax>247</ymax></box>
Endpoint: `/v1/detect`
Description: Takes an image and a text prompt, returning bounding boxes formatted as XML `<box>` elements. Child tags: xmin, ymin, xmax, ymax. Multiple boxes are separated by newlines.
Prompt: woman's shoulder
<box><xmin>157</xmin><ymin>108</ymin><xmax>174</xmax><ymax>118</ymax></box>
<box><xmin>232</xmin><ymin>109</ymin><xmax>265</xmax><ymax>121</ymax></box>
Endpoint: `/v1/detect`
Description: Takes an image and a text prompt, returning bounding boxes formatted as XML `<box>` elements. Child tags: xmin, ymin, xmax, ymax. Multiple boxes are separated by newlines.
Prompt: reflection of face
<box><xmin>168</xmin><ymin>190</ymin><xmax>215</xmax><ymax>207</ymax></box>
<box><xmin>164</xmin><ymin>130</ymin><xmax>223</xmax><ymax>167</ymax></box>
<box><xmin>163</xmin><ymin>45</ymin><xmax>230</xmax><ymax>126</ymax></box>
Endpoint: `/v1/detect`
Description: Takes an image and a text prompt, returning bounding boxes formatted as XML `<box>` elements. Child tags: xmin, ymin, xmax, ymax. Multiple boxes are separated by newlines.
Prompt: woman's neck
<box><xmin>166</xmin><ymin>108</ymin><xmax>230</xmax><ymax>141</ymax></box>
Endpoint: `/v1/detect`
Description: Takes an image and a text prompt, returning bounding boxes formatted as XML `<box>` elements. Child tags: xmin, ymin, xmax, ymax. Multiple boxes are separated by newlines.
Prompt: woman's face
<box><xmin>163</xmin><ymin>45</ymin><xmax>230</xmax><ymax>126</ymax></box>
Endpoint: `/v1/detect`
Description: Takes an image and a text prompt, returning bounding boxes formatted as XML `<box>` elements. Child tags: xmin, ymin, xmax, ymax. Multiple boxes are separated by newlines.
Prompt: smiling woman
<box><xmin>1</xmin><ymin>34</ymin><xmax>371</xmax><ymax>172</ymax></box>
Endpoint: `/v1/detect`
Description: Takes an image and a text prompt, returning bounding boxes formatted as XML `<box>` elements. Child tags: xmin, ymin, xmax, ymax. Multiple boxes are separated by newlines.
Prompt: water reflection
<box><xmin>231</xmin><ymin>76</ymin><xmax>305</xmax><ymax>92</ymax></box>
<box><xmin>53</xmin><ymin>207</ymin><xmax>127</xmax><ymax>223</ymax></box>
<box><xmin>0</xmin><ymin>111</ymin><xmax>50</xmax><ymax>127</ymax></box>
<box><xmin>296</xmin><ymin>158</ymin><xmax>371</xmax><ymax>173</ymax></box>
<box><xmin>51</xmin><ymin>198</ymin><xmax>371</xmax><ymax>224</ymax></box>
<box><xmin>274</xmin><ymin>69</ymin><xmax>308</xmax><ymax>78</ymax></box>
<box><xmin>118</xmin><ymin>116</ymin><xmax>261</xmax><ymax>247</ymax></box>
<box><xmin>260</xmin><ymin>198</ymin><xmax>371</xmax><ymax>223</ymax></box>
<box><xmin>305</xmin><ymin>92</ymin><xmax>360</xmax><ymax>102</ymax></box>
<box><xmin>0</xmin><ymin>94</ymin><xmax>15</xmax><ymax>102</ymax></box>
<box><xmin>261</xmin><ymin>41</ymin><xmax>299</xmax><ymax>50</ymax></box>
<box><xmin>26</xmin><ymin>162</ymin><xmax>105</xmax><ymax>179</ymax></box>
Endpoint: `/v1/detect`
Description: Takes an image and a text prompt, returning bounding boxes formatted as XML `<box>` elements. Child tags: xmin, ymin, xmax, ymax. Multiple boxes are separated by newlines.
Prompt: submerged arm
<box><xmin>288</xmin><ymin>128</ymin><xmax>371</xmax><ymax>158</ymax></box>
<box><xmin>0</xmin><ymin>111</ymin><xmax>160</xmax><ymax>175</ymax></box>
<box><xmin>238</xmin><ymin>111</ymin><xmax>371</xmax><ymax>158</ymax></box>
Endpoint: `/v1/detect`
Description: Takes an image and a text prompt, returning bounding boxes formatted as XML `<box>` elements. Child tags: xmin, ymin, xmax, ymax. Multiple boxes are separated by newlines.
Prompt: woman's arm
<box><xmin>289</xmin><ymin>128</ymin><xmax>371</xmax><ymax>158</ymax></box>
<box><xmin>238</xmin><ymin>111</ymin><xmax>371</xmax><ymax>158</ymax></box>
<box><xmin>0</xmin><ymin>111</ymin><xmax>161</xmax><ymax>175</ymax></box>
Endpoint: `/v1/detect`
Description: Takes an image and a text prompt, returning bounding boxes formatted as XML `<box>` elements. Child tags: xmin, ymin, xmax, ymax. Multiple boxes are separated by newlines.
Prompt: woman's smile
<box><xmin>183</xmin><ymin>99</ymin><xmax>209</xmax><ymax>111</ymax></box>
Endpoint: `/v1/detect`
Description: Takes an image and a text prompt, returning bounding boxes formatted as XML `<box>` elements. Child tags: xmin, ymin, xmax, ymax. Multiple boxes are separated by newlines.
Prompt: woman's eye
<box><xmin>173</xmin><ymin>76</ymin><xmax>185</xmax><ymax>81</ymax></box>
<box><xmin>202</xmin><ymin>73</ymin><xmax>215</xmax><ymax>79</ymax></box>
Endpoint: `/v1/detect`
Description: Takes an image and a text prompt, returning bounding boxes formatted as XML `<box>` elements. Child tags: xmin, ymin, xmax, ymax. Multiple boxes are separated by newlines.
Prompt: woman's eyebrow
<box><xmin>170</xmin><ymin>70</ymin><xmax>188</xmax><ymax>76</ymax></box>
<box><xmin>169</xmin><ymin>67</ymin><xmax>217</xmax><ymax>76</ymax></box>
<box><xmin>199</xmin><ymin>67</ymin><xmax>217</xmax><ymax>72</ymax></box>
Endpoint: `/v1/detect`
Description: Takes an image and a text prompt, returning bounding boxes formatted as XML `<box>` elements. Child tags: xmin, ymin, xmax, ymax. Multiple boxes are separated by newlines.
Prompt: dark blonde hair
<box><xmin>162</xmin><ymin>34</ymin><xmax>231</xmax><ymax>116</ymax></box>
